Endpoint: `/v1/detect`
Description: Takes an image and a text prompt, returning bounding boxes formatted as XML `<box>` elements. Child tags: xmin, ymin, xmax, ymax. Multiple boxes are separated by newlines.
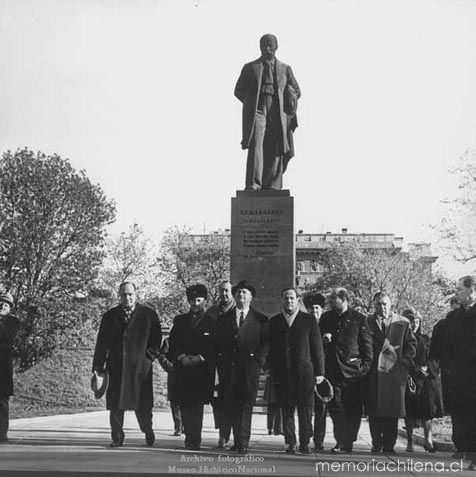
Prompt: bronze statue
<box><xmin>235</xmin><ymin>34</ymin><xmax>301</xmax><ymax>191</ymax></box>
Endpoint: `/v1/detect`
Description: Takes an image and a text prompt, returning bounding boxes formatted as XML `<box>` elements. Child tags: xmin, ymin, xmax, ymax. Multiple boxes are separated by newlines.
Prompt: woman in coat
<box><xmin>403</xmin><ymin>309</ymin><xmax>443</xmax><ymax>452</ymax></box>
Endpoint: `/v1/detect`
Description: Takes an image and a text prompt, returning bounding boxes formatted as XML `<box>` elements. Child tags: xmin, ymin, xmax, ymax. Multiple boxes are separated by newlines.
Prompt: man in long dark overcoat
<box><xmin>319</xmin><ymin>288</ymin><xmax>373</xmax><ymax>453</ymax></box>
<box><xmin>167</xmin><ymin>284</ymin><xmax>216</xmax><ymax>451</ymax></box>
<box><xmin>444</xmin><ymin>276</ymin><xmax>476</xmax><ymax>469</ymax></box>
<box><xmin>269</xmin><ymin>288</ymin><xmax>325</xmax><ymax>454</ymax></box>
<box><xmin>215</xmin><ymin>280</ymin><xmax>270</xmax><ymax>454</ymax></box>
<box><xmin>205</xmin><ymin>280</ymin><xmax>236</xmax><ymax>448</ymax></box>
<box><xmin>235</xmin><ymin>34</ymin><xmax>300</xmax><ymax>190</ymax></box>
<box><xmin>0</xmin><ymin>291</ymin><xmax>20</xmax><ymax>443</ymax></box>
<box><xmin>364</xmin><ymin>292</ymin><xmax>416</xmax><ymax>454</ymax></box>
<box><xmin>92</xmin><ymin>282</ymin><xmax>162</xmax><ymax>447</ymax></box>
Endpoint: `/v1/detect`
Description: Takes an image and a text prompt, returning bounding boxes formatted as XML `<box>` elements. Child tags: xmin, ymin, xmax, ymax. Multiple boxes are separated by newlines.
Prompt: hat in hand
<box><xmin>91</xmin><ymin>370</ymin><xmax>109</xmax><ymax>399</ymax></box>
<box><xmin>314</xmin><ymin>377</ymin><xmax>334</xmax><ymax>403</ymax></box>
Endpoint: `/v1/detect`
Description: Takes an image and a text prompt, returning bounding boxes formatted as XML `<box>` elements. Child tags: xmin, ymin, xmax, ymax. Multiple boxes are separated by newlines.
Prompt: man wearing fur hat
<box><xmin>0</xmin><ymin>291</ymin><xmax>19</xmax><ymax>443</ymax></box>
<box><xmin>168</xmin><ymin>284</ymin><xmax>216</xmax><ymax>450</ymax></box>
<box><xmin>92</xmin><ymin>282</ymin><xmax>162</xmax><ymax>447</ymax></box>
<box><xmin>215</xmin><ymin>280</ymin><xmax>270</xmax><ymax>454</ymax></box>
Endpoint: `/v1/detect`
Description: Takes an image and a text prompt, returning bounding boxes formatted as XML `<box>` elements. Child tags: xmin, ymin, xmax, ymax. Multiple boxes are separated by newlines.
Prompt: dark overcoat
<box><xmin>319</xmin><ymin>308</ymin><xmax>373</xmax><ymax>382</ymax></box>
<box><xmin>269</xmin><ymin>311</ymin><xmax>324</xmax><ymax>406</ymax></box>
<box><xmin>234</xmin><ymin>58</ymin><xmax>300</xmax><ymax>156</ymax></box>
<box><xmin>444</xmin><ymin>305</ymin><xmax>476</xmax><ymax>411</ymax></box>
<box><xmin>429</xmin><ymin>317</ymin><xmax>452</xmax><ymax>412</ymax></box>
<box><xmin>167</xmin><ymin>311</ymin><xmax>216</xmax><ymax>405</ymax></box>
<box><xmin>0</xmin><ymin>314</ymin><xmax>20</xmax><ymax>397</ymax></box>
<box><xmin>215</xmin><ymin>307</ymin><xmax>270</xmax><ymax>405</ymax></box>
<box><xmin>405</xmin><ymin>332</ymin><xmax>443</xmax><ymax>421</ymax></box>
<box><xmin>157</xmin><ymin>337</ymin><xmax>179</xmax><ymax>402</ymax></box>
<box><xmin>364</xmin><ymin>313</ymin><xmax>416</xmax><ymax>418</ymax></box>
<box><xmin>92</xmin><ymin>303</ymin><xmax>162</xmax><ymax>410</ymax></box>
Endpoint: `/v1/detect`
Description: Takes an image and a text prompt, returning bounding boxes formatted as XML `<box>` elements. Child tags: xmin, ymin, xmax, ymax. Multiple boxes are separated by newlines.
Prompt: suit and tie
<box><xmin>215</xmin><ymin>305</ymin><xmax>270</xmax><ymax>452</ymax></box>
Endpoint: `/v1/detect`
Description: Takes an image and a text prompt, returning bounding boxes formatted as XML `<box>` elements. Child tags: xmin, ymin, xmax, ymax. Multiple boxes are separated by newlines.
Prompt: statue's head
<box><xmin>259</xmin><ymin>34</ymin><xmax>278</xmax><ymax>60</ymax></box>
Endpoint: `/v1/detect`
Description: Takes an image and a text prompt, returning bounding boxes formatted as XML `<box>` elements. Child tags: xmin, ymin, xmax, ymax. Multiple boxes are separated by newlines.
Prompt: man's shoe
<box><xmin>285</xmin><ymin>444</ymin><xmax>296</xmax><ymax>454</ymax></box>
<box><xmin>0</xmin><ymin>436</ymin><xmax>8</xmax><ymax>444</ymax></box>
<box><xmin>299</xmin><ymin>443</ymin><xmax>310</xmax><ymax>454</ymax></box>
<box><xmin>230</xmin><ymin>444</ymin><xmax>237</xmax><ymax>451</ymax></box>
<box><xmin>110</xmin><ymin>440</ymin><xmax>123</xmax><ymax>448</ymax></box>
<box><xmin>383</xmin><ymin>447</ymin><xmax>396</xmax><ymax>454</ymax></box>
<box><xmin>332</xmin><ymin>446</ymin><xmax>352</xmax><ymax>454</ymax></box>
<box><xmin>313</xmin><ymin>443</ymin><xmax>324</xmax><ymax>452</ymax></box>
<box><xmin>216</xmin><ymin>437</ymin><xmax>226</xmax><ymax>449</ymax></box>
<box><xmin>237</xmin><ymin>444</ymin><xmax>248</xmax><ymax>454</ymax></box>
<box><xmin>371</xmin><ymin>444</ymin><xmax>382</xmax><ymax>454</ymax></box>
<box><xmin>189</xmin><ymin>444</ymin><xmax>201</xmax><ymax>451</ymax></box>
<box><xmin>145</xmin><ymin>432</ymin><xmax>155</xmax><ymax>446</ymax></box>
<box><xmin>173</xmin><ymin>430</ymin><xmax>181</xmax><ymax>436</ymax></box>
<box><xmin>268</xmin><ymin>429</ymin><xmax>273</xmax><ymax>435</ymax></box>
<box><xmin>406</xmin><ymin>443</ymin><xmax>414</xmax><ymax>452</ymax></box>
<box><xmin>452</xmin><ymin>451</ymin><xmax>464</xmax><ymax>459</ymax></box>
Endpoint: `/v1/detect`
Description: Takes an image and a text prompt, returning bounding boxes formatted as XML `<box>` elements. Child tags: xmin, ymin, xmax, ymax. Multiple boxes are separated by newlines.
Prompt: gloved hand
<box><xmin>189</xmin><ymin>355</ymin><xmax>202</xmax><ymax>367</ymax></box>
<box><xmin>181</xmin><ymin>356</ymin><xmax>193</xmax><ymax>368</ymax></box>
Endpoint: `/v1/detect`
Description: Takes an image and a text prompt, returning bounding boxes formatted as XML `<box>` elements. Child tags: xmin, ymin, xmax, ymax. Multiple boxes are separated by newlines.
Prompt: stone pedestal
<box><xmin>230</xmin><ymin>189</ymin><xmax>295</xmax><ymax>317</ymax></box>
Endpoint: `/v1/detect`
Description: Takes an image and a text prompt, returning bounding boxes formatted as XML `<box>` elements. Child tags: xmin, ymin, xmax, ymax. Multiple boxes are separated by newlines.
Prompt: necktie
<box><xmin>239</xmin><ymin>311</ymin><xmax>244</xmax><ymax>327</ymax></box>
<box><xmin>381</xmin><ymin>319</ymin><xmax>386</xmax><ymax>336</ymax></box>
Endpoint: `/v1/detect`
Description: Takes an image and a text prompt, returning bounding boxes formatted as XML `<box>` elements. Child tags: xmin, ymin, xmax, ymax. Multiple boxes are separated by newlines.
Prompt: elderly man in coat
<box><xmin>215</xmin><ymin>280</ymin><xmax>270</xmax><ymax>454</ymax></box>
<box><xmin>167</xmin><ymin>284</ymin><xmax>216</xmax><ymax>451</ymax></box>
<box><xmin>235</xmin><ymin>33</ymin><xmax>300</xmax><ymax>191</ymax></box>
<box><xmin>319</xmin><ymin>288</ymin><xmax>373</xmax><ymax>453</ymax></box>
<box><xmin>93</xmin><ymin>282</ymin><xmax>162</xmax><ymax>447</ymax></box>
<box><xmin>0</xmin><ymin>291</ymin><xmax>20</xmax><ymax>443</ymax></box>
<box><xmin>364</xmin><ymin>292</ymin><xmax>416</xmax><ymax>454</ymax></box>
<box><xmin>269</xmin><ymin>288</ymin><xmax>325</xmax><ymax>454</ymax></box>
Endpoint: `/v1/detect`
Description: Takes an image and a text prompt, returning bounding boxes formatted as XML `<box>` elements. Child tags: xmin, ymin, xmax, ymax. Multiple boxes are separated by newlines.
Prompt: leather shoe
<box><xmin>110</xmin><ymin>440</ymin><xmax>123</xmax><ymax>448</ymax></box>
<box><xmin>285</xmin><ymin>444</ymin><xmax>296</xmax><ymax>454</ymax></box>
<box><xmin>145</xmin><ymin>432</ymin><xmax>155</xmax><ymax>446</ymax></box>
<box><xmin>299</xmin><ymin>443</ymin><xmax>310</xmax><ymax>454</ymax></box>
<box><xmin>237</xmin><ymin>445</ymin><xmax>248</xmax><ymax>455</ymax></box>
<box><xmin>383</xmin><ymin>447</ymin><xmax>396</xmax><ymax>454</ymax></box>
<box><xmin>173</xmin><ymin>430</ymin><xmax>181</xmax><ymax>436</ymax></box>
<box><xmin>216</xmin><ymin>437</ymin><xmax>226</xmax><ymax>449</ymax></box>
<box><xmin>332</xmin><ymin>446</ymin><xmax>352</xmax><ymax>454</ymax></box>
<box><xmin>313</xmin><ymin>443</ymin><xmax>324</xmax><ymax>452</ymax></box>
<box><xmin>371</xmin><ymin>444</ymin><xmax>382</xmax><ymax>454</ymax></box>
<box><xmin>230</xmin><ymin>444</ymin><xmax>237</xmax><ymax>451</ymax></box>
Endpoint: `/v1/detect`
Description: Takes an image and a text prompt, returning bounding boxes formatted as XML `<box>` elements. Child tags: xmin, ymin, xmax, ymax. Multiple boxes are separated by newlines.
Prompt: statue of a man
<box><xmin>235</xmin><ymin>34</ymin><xmax>301</xmax><ymax>191</ymax></box>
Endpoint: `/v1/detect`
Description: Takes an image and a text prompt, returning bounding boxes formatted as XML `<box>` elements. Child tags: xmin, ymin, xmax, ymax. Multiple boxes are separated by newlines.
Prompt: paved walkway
<box><xmin>0</xmin><ymin>410</ymin><xmax>470</xmax><ymax>476</ymax></box>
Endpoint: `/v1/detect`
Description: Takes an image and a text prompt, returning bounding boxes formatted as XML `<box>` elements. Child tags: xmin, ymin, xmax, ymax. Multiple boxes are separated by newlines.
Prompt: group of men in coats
<box><xmin>92</xmin><ymin>280</ymin><xmax>421</xmax><ymax>455</ymax></box>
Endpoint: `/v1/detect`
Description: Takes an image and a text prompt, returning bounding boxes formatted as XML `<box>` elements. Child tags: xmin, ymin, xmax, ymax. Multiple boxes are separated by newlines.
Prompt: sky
<box><xmin>1</xmin><ymin>0</ymin><xmax>476</xmax><ymax>276</ymax></box>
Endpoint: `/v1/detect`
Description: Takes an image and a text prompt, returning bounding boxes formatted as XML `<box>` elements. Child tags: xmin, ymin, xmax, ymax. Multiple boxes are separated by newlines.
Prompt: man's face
<box><xmin>218</xmin><ymin>282</ymin><xmax>233</xmax><ymax>306</ymax></box>
<box><xmin>120</xmin><ymin>284</ymin><xmax>137</xmax><ymax>310</ymax></box>
<box><xmin>235</xmin><ymin>288</ymin><xmax>253</xmax><ymax>308</ymax></box>
<box><xmin>375</xmin><ymin>296</ymin><xmax>392</xmax><ymax>319</ymax></box>
<box><xmin>330</xmin><ymin>295</ymin><xmax>346</xmax><ymax>313</ymax></box>
<box><xmin>456</xmin><ymin>279</ymin><xmax>476</xmax><ymax>306</ymax></box>
<box><xmin>0</xmin><ymin>301</ymin><xmax>11</xmax><ymax>317</ymax></box>
<box><xmin>282</xmin><ymin>290</ymin><xmax>298</xmax><ymax>314</ymax></box>
<box><xmin>189</xmin><ymin>296</ymin><xmax>206</xmax><ymax>313</ymax></box>
<box><xmin>260</xmin><ymin>36</ymin><xmax>277</xmax><ymax>60</ymax></box>
<box><xmin>307</xmin><ymin>304</ymin><xmax>323</xmax><ymax>321</ymax></box>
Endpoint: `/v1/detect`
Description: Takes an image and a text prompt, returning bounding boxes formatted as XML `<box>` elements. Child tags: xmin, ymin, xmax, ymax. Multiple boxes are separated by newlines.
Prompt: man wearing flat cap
<box><xmin>0</xmin><ymin>291</ymin><xmax>20</xmax><ymax>443</ymax></box>
<box><xmin>215</xmin><ymin>280</ymin><xmax>270</xmax><ymax>454</ymax></box>
<box><xmin>93</xmin><ymin>282</ymin><xmax>162</xmax><ymax>447</ymax></box>
<box><xmin>168</xmin><ymin>284</ymin><xmax>216</xmax><ymax>450</ymax></box>
<box><xmin>303</xmin><ymin>292</ymin><xmax>327</xmax><ymax>451</ymax></box>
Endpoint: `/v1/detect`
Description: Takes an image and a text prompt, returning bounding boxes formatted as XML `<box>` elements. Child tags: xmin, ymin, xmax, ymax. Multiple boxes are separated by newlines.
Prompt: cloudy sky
<box><xmin>1</xmin><ymin>0</ymin><xmax>475</xmax><ymax>275</ymax></box>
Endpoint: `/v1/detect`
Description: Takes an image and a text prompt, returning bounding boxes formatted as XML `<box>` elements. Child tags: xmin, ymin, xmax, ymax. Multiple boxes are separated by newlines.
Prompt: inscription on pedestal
<box><xmin>231</xmin><ymin>190</ymin><xmax>295</xmax><ymax>317</ymax></box>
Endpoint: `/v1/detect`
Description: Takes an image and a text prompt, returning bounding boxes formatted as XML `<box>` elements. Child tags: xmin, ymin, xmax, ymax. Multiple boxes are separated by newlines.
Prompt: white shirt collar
<box><xmin>283</xmin><ymin>308</ymin><xmax>299</xmax><ymax>327</ymax></box>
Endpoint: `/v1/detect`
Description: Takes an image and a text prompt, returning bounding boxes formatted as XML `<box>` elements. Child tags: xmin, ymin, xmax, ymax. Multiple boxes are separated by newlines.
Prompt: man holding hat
<box><xmin>92</xmin><ymin>282</ymin><xmax>162</xmax><ymax>447</ymax></box>
<box><xmin>168</xmin><ymin>284</ymin><xmax>216</xmax><ymax>450</ymax></box>
<box><xmin>303</xmin><ymin>292</ymin><xmax>327</xmax><ymax>451</ymax></box>
<box><xmin>0</xmin><ymin>291</ymin><xmax>19</xmax><ymax>443</ymax></box>
<box><xmin>215</xmin><ymin>280</ymin><xmax>270</xmax><ymax>454</ymax></box>
<box><xmin>269</xmin><ymin>288</ymin><xmax>325</xmax><ymax>454</ymax></box>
